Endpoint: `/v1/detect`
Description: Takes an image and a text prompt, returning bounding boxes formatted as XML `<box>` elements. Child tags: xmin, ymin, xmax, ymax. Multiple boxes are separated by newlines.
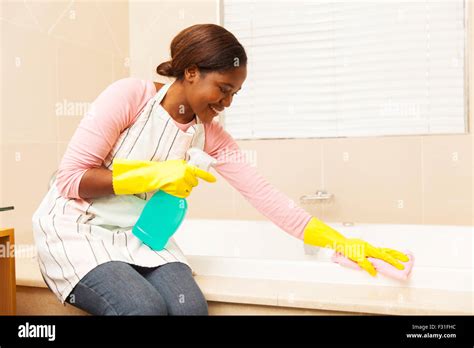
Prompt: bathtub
<box><xmin>173</xmin><ymin>219</ymin><xmax>473</xmax><ymax>293</ymax></box>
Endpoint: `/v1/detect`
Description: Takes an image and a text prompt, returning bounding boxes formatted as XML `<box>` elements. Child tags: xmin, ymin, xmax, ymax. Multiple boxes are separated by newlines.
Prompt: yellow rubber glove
<box><xmin>303</xmin><ymin>217</ymin><xmax>409</xmax><ymax>276</ymax></box>
<box><xmin>112</xmin><ymin>158</ymin><xmax>216</xmax><ymax>198</ymax></box>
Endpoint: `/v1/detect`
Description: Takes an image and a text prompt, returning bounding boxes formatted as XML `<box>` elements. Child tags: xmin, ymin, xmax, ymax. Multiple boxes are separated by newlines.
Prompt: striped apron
<box><xmin>32</xmin><ymin>81</ymin><xmax>205</xmax><ymax>304</ymax></box>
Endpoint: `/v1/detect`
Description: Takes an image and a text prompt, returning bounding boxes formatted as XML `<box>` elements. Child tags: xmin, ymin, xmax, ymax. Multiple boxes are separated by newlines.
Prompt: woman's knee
<box><xmin>67</xmin><ymin>261</ymin><xmax>170</xmax><ymax>316</ymax></box>
<box><xmin>168</xmin><ymin>289</ymin><xmax>209</xmax><ymax>315</ymax></box>
<box><xmin>67</xmin><ymin>284</ymin><xmax>169</xmax><ymax>316</ymax></box>
<box><xmin>149</xmin><ymin>262</ymin><xmax>209</xmax><ymax>315</ymax></box>
<box><xmin>99</xmin><ymin>291</ymin><xmax>169</xmax><ymax>315</ymax></box>
<box><xmin>187</xmin><ymin>298</ymin><xmax>209</xmax><ymax>316</ymax></box>
<box><xmin>127</xmin><ymin>292</ymin><xmax>169</xmax><ymax>315</ymax></box>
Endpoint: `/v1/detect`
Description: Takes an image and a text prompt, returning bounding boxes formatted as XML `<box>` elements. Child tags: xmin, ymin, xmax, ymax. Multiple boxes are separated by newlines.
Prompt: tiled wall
<box><xmin>0</xmin><ymin>1</ymin><xmax>472</xmax><ymax>250</ymax></box>
<box><xmin>195</xmin><ymin>132</ymin><xmax>472</xmax><ymax>226</ymax></box>
<box><xmin>129</xmin><ymin>0</ymin><xmax>219</xmax><ymax>80</ymax></box>
<box><xmin>0</xmin><ymin>1</ymin><xmax>130</xmax><ymax>245</ymax></box>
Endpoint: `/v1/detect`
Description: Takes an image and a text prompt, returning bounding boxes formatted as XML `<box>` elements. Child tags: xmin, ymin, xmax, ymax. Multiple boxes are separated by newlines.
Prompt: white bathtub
<box><xmin>174</xmin><ymin>219</ymin><xmax>473</xmax><ymax>293</ymax></box>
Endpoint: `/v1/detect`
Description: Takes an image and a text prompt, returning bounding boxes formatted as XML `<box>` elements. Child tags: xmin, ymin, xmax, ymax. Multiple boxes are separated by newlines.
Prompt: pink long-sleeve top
<box><xmin>56</xmin><ymin>78</ymin><xmax>312</xmax><ymax>240</ymax></box>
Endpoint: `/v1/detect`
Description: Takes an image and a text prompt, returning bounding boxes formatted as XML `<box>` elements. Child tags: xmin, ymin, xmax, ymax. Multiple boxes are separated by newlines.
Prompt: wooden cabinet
<box><xmin>0</xmin><ymin>228</ymin><xmax>16</xmax><ymax>315</ymax></box>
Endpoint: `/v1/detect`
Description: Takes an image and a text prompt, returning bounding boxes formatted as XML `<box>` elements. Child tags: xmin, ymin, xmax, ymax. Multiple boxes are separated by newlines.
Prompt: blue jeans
<box><xmin>65</xmin><ymin>261</ymin><xmax>208</xmax><ymax>316</ymax></box>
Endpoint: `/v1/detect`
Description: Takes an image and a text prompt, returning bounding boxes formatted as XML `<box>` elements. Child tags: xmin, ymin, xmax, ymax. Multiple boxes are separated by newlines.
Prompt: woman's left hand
<box><xmin>303</xmin><ymin>217</ymin><xmax>409</xmax><ymax>276</ymax></box>
<box><xmin>336</xmin><ymin>238</ymin><xmax>409</xmax><ymax>276</ymax></box>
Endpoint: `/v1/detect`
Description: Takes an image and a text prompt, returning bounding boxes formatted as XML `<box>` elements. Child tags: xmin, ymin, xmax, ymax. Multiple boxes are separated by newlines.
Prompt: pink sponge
<box><xmin>331</xmin><ymin>250</ymin><xmax>414</xmax><ymax>280</ymax></box>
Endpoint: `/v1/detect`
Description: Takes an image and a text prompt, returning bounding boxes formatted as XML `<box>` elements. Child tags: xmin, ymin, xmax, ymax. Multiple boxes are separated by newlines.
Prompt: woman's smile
<box><xmin>209</xmin><ymin>104</ymin><xmax>223</xmax><ymax>115</ymax></box>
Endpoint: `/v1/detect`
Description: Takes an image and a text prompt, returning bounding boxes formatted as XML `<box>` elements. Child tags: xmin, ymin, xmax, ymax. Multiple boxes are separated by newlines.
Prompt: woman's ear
<box><xmin>184</xmin><ymin>64</ymin><xmax>199</xmax><ymax>83</ymax></box>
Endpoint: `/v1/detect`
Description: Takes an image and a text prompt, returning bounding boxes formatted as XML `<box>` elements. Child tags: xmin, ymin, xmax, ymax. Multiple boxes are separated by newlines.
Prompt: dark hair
<box><xmin>156</xmin><ymin>24</ymin><xmax>247</xmax><ymax>81</ymax></box>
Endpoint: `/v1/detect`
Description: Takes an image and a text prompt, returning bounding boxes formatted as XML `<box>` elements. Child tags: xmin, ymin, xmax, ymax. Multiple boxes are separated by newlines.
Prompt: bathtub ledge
<box><xmin>193</xmin><ymin>274</ymin><xmax>473</xmax><ymax>315</ymax></box>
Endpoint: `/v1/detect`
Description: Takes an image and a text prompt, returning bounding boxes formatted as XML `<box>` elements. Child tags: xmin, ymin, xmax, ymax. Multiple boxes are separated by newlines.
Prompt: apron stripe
<box><xmin>76</xmin><ymin>215</ymin><xmax>99</xmax><ymax>266</ymax></box>
<box><xmin>107</xmin><ymin>84</ymin><xmax>165</xmax><ymax>168</ymax></box>
<box><xmin>153</xmin><ymin>250</ymin><xmax>168</xmax><ymax>262</ymax></box>
<box><xmin>85</xmin><ymin>202</ymin><xmax>92</xmax><ymax>215</ymax></box>
<box><xmin>163</xmin><ymin>248</ymin><xmax>178</xmax><ymax>262</ymax></box>
<box><xmin>84</xmin><ymin>233</ymin><xmax>100</xmax><ymax>266</ymax></box>
<box><xmin>90</xmin><ymin>224</ymin><xmax>113</xmax><ymax>261</ymax></box>
<box><xmin>62</xmin><ymin>199</ymin><xmax>73</xmax><ymax>214</ymax></box>
<box><xmin>37</xmin><ymin>218</ymin><xmax>75</xmax><ymax>290</ymax></box>
<box><xmin>143</xmin><ymin>117</ymin><xmax>172</xmax><ymax>200</ymax></box>
<box><xmin>121</xmin><ymin>231</ymin><xmax>135</xmax><ymax>263</ymax></box>
<box><xmin>37</xmin><ymin>255</ymin><xmax>61</xmax><ymax>296</ymax></box>
<box><xmin>51</xmin><ymin>214</ymin><xmax>81</xmax><ymax>282</ymax></box>
<box><xmin>48</xmin><ymin>196</ymin><xmax>61</xmax><ymax>215</ymax></box>
<box><xmin>100</xmin><ymin>238</ymin><xmax>113</xmax><ymax>261</ymax></box>
<box><xmin>149</xmin><ymin>118</ymin><xmax>170</xmax><ymax>161</ymax></box>
<box><xmin>125</xmin><ymin>99</ymin><xmax>157</xmax><ymax>159</ymax></box>
<box><xmin>189</xmin><ymin>132</ymin><xmax>195</xmax><ymax>152</ymax></box>
<box><xmin>164</xmin><ymin>129</ymin><xmax>180</xmax><ymax>160</ymax></box>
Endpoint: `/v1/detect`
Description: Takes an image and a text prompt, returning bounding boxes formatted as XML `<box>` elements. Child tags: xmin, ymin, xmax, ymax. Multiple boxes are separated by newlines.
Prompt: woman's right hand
<box><xmin>112</xmin><ymin>158</ymin><xmax>216</xmax><ymax>198</ymax></box>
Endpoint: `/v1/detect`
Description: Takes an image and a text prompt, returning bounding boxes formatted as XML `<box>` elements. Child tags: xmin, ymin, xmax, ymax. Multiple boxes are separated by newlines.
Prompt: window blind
<box><xmin>222</xmin><ymin>0</ymin><xmax>467</xmax><ymax>139</ymax></box>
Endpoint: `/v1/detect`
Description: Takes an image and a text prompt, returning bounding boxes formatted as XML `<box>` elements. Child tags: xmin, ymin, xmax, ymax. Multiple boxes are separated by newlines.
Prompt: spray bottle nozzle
<box><xmin>186</xmin><ymin>147</ymin><xmax>217</xmax><ymax>172</ymax></box>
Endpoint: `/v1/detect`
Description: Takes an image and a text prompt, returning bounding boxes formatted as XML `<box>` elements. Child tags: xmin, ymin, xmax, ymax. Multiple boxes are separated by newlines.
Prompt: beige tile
<box><xmin>93</xmin><ymin>1</ymin><xmax>130</xmax><ymax>57</ymax></box>
<box><xmin>57</xmin><ymin>142</ymin><xmax>70</xmax><ymax>167</ymax></box>
<box><xmin>2</xmin><ymin>22</ymin><xmax>57</xmax><ymax>143</ymax></box>
<box><xmin>128</xmin><ymin>0</ymin><xmax>217</xmax><ymax>78</ymax></box>
<box><xmin>1</xmin><ymin>143</ymin><xmax>58</xmax><ymax>246</ymax></box>
<box><xmin>322</xmin><ymin>136</ymin><xmax>423</xmax><ymax>224</ymax></box>
<box><xmin>71</xmin><ymin>6</ymin><xmax>130</xmax><ymax>82</ymax></box>
<box><xmin>113</xmin><ymin>54</ymin><xmax>131</xmax><ymax>81</ymax></box>
<box><xmin>57</xmin><ymin>40</ymin><xmax>115</xmax><ymax>142</ymax></box>
<box><xmin>1</xmin><ymin>1</ymin><xmax>47</xmax><ymax>31</ymax></box>
<box><xmin>38</xmin><ymin>1</ymin><xmax>128</xmax><ymax>57</ymax></box>
<box><xmin>232</xmin><ymin>139</ymin><xmax>324</xmax><ymax>220</ymax></box>
<box><xmin>422</xmin><ymin>135</ymin><xmax>473</xmax><ymax>225</ymax></box>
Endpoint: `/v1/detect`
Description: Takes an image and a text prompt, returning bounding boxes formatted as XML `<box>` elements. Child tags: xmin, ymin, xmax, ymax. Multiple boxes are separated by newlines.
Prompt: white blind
<box><xmin>222</xmin><ymin>0</ymin><xmax>467</xmax><ymax>139</ymax></box>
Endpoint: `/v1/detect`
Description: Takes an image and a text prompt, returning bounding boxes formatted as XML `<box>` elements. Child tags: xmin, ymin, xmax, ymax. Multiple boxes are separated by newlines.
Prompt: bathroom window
<box><xmin>222</xmin><ymin>0</ymin><xmax>468</xmax><ymax>139</ymax></box>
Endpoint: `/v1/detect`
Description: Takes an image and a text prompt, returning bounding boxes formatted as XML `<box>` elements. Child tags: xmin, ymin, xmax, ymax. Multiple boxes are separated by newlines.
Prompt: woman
<box><xmin>32</xmin><ymin>24</ymin><xmax>408</xmax><ymax>316</ymax></box>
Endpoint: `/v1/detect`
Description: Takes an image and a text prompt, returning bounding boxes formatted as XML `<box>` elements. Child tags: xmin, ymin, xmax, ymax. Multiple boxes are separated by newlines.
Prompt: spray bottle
<box><xmin>132</xmin><ymin>147</ymin><xmax>217</xmax><ymax>251</ymax></box>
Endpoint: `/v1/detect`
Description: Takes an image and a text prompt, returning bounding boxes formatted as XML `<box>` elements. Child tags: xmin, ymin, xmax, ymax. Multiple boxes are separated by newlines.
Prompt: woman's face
<box><xmin>184</xmin><ymin>65</ymin><xmax>247</xmax><ymax>123</ymax></box>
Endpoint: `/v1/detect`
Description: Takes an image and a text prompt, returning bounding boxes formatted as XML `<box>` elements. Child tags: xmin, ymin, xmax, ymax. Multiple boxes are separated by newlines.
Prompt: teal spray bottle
<box><xmin>132</xmin><ymin>147</ymin><xmax>217</xmax><ymax>251</ymax></box>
